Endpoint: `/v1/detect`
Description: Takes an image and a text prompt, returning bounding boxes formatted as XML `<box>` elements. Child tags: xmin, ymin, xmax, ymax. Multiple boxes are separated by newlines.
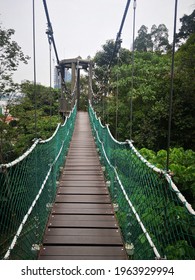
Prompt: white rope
<box><xmin>126</xmin><ymin>140</ymin><xmax>195</xmax><ymax>215</ymax></box>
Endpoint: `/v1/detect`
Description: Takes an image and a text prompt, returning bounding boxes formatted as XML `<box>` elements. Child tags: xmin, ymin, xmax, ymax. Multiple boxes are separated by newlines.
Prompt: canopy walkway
<box><xmin>1</xmin><ymin>0</ymin><xmax>194</xmax><ymax>261</ymax></box>
<box><xmin>0</xmin><ymin>103</ymin><xmax>194</xmax><ymax>260</ymax></box>
<box><xmin>38</xmin><ymin>112</ymin><xmax>127</xmax><ymax>260</ymax></box>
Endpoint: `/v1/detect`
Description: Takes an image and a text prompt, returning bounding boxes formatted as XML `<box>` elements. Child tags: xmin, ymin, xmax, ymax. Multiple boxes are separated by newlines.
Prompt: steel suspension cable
<box><xmin>166</xmin><ymin>0</ymin><xmax>178</xmax><ymax>171</ymax></box>
<box><xmin>42</xmin><ymin>0</ymin><xmax>67</xmax><ymax>93</ymax></box>
<box><xmin>108</xmin><ymin>0</ymin><xmax>132</xmax><ymax>70</ymax></box>
<box><xmin>32</xmin><ymin>0</ymin><xmax>37</xmax><ymax>138</ymax></box>
<box><xmin>42</xmin><ymin>0</ymin><xmax>59</xmax><ymax>64</ymax></box>
<box><xmin>32</xmin><ymin>0</ymin><xmax>38</xmax><ymax>209</ymax></box>
<box><xmin>130</xmin><ymin>0</ymin><xmax>137</xmax><ymax>140</ymax></box>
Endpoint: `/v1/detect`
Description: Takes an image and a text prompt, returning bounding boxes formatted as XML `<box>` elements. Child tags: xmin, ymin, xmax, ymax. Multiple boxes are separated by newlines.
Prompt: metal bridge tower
<box><xmin>58</xmin><ymin>57</ymin><xmax>93</xmax><ymax>114</ymax></box>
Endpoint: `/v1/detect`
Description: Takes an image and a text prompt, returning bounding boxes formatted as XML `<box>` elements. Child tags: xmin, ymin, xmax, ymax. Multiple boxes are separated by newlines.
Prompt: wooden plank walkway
<box><xmin>39</xmin><ymin>112</ymin><xmax>127</xmax><ymax>260</ymax></box>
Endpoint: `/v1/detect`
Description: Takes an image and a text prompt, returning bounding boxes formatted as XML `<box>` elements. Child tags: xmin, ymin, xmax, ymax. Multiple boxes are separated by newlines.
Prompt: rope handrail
<box><xmin>126</xmin><ymin>140</ymin><xmax>195</xmax><ymax>216</ymax></box>
<box><xmin>92</xmin><ymin>119</ymin><xmax>161</xmax><ymax>259</ymax></box>
<box><xmin>0</xmin><ymin>140</ymin><xmax>39</xmax><ymax>169</ymax></box>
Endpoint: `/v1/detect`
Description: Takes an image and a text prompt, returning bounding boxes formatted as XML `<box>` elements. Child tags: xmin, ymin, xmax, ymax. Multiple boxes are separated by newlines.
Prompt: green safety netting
<box><xmin>89</xmin><ymin>102</ymin><xmax>195</xmax><ymax>260</ymax></box>
<box><xmin>0</xmin><ymin>104</ymin><xmax>77</xmax><ymax>260</ymax></box>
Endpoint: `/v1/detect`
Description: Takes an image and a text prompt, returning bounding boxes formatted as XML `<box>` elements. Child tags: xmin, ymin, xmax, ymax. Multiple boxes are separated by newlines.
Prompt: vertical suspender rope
<box><xmin>130</xmin><ymin>0</ymin><xmax>136</xmax><ymax>140</ymax></box>
<box><xmin>166</xmin><ymin>0</ymin><xmax>178</xmax><ymax>171</ymax></box>
<box><xmin>102</xmin><ymin>91</ymin><xmax>105</xmax><ymax>124</ymax></box>
<box><xmin>32</xmin><ymin>0</ymin><xmax>37</xmax><ymax>138</ymax></box>
<box><xmin>106</xmin><ymin>78</ymin><xmax>110</xmax><ymax>125</ymax></box>
<box><xmin>49</xmin><ymin>40</ymin><xmax>52</xmax><ymax>124</ymax></box>
<box><xmin>115</xmin><ymin>54</ymin><xmax>120</xmax><ymax>140</ymax></box>
<box><xmin>32</xmin><ymin>0</ymin><xmax>38</xmax><ymax>196</ymax></box>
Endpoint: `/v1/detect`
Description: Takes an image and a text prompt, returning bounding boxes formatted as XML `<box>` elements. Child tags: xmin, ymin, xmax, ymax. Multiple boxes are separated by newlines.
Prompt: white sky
<box><xmin>0</xmin><ymin>0</ymin><xmax>194</xmax><ymax>86</ymax></box>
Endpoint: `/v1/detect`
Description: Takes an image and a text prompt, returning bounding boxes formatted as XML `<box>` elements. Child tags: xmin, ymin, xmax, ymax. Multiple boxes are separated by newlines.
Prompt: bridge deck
<box><xmin>39</xmin><ymin>112</ymin><xmax>127</xmax><ymax>260</ymax></box>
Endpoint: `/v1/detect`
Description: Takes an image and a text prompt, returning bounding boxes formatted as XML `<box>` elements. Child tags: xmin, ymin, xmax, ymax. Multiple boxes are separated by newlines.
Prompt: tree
<box><xmin>173</xmin><ymin>33</ymin><xmax>195</xmax><ymax>149</ymax></box>
<box><xmin>93</xmin><ymin>40</ymin><xmax>131</xmax><ymax>115</ymax></box>
<box><xmin>0</xmin><ymin>24</ymin><xmax>30</xmax><ymax>95</ymax></box>
<box><xmin>0</xmin><ymin>81</ymin><xmax>60</xmax><ymax>163</ymax></box>
<box><xmin>134</xmin><ymin>25</ymin><xmax>153</xmax><ymax>52</ymax></box>
<box><xmin>107</xmin><ymin>51</ymin><xmax>172</xmax><ymax>147</ymax></box>
<box><xmin>94</xmin><ymin>39</ymin><xmax>195</xmax><ymax>151</ymax></box>
<box><xmin>176</xmin><ymin>10</ymin><xmax>195</xmax><ymax>43</ymax></box>
<box><xmin>0</xmin><ymin>24</ymin><xmax>30</xmax><ymax>163</ymax></box>
<box><xmin>151</xmin><ymin>24</ymin><xmax>170</xmax><ymax>52</ymax></box>
<box><xmin>135</xmin><ymin>24</ymin><xmax>170</xmax><ymax>53</ymax></box>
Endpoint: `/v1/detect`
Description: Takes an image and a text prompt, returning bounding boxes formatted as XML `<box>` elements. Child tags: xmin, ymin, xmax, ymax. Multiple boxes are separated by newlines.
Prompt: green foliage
<box><xmin>93</xmin><ymin>30</ymin><xmax>195</xmax><ymax>151</ymax></box>
<box><xmin>176</xmin><ymin>10</ymin><xmax>195</xmax><ymax>43</ymax></box>
<box><xmin>92</xmin><ymin>9</ymin><xmax>195</xmax><ymax>151</ymax></box>
<box><xmin>0</xmin><ymin>24</ymin><xmax>30</xmax><ymax>94</ymax></box>
<box><xmin>93</xmin><ymin>40</ymin><xmax>131</xmax><ymax>103</ymax></box>
<box><xmin>78</xmin><ymin>75</ymin><xmax>89</xmax><ymax>111</ymax></box>
<box><xmin>134</xmin><ymin>24</ymin><xmax>170</xmax><ymax>53</ymax></box>
<box><xmin>0</xmin><ymin>82</ymin><xmax>60</xmax><ymax>163</ymax></box>
<box><xmin>165</xmin><ymin>240</ymin><xmax>194</xmax><ymax>260</ymax></box>
<box><xmin>101</xmin><ymin>51</ymin><xmax>172</xmax><ymax>148</ymax></box>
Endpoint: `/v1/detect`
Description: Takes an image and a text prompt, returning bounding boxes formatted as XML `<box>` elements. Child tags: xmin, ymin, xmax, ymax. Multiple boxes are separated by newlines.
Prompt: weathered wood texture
<box><xmin>39</xmin><ymin>112</ymin><xmax>127</xmax><ymax>260</ymax></box>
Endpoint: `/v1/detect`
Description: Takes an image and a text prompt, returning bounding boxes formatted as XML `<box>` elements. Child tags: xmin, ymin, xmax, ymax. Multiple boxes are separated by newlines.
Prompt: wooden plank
<box><xmin>45</xmin><ymin>228</ymin><xmax>120</xmax><ymax>237</ymax></box>
<box><xmin>39</xmin><ymin>246</ymin><xmax>126</xmax><ymax>257</ymax></box>
<box><xmin>52</xmin><ymin>208</ymin><xmax>114</xmax><ymax>215</ymax></box>
<box><xmin>48</xmin><ymin>220</ymin><xmax>118</xmax><ymax>228</ymax></box>
<box><xmin>63</xmin><ymin>171</ymin><xmax>102</xmax><ymax>175</ymax></box>
<box><xmin>66</xmin><ymin>156</ymin><xmax>99</xmax><ymax>160</ymax></box>
<box><xmin>70</xmin><ymin>143</ymin><xmax>95</xmax><ymax>146</ymax></box>
<box><xmin>59</xmin><ymin>181</ymin><xmax>106</xmax><ymax>187</ymax></box>
<box><xmin>66</xmin><ymin>158</ymin><xmax>99</xmax><ymax>161</ymax></box>
<box><xmin>64</xmin><ymin>166</ymin><xmax>101</xmax><ymax>171</ymax></box>
<box><xmin>53</xmin><ymin>203</ymin><xmax>113</xmax><ymax>209</ymax></box>
<box><xmin>49</xmin><ymin>214</ymin><xmax>115</xmax><ymax>222</ymax></box>
<box><xmin>43</xmin><ymin>235</ymin><xmax>122</xmax><ymax>245</ymax></box>
<box><xmin>39</xmin><ymin>255</ymin><xmax>126</xmax><ymax>260</ymax></box>
<box><xmin>57</xmin><ymin>187</ymin><xmax>108</xmax><ymax>195</ymax></box>
<box><xmin>52</xmin><ymin>203</ymin><xmax>114</xmax><ymax>215</ymax></box>
<box><xmin>60</xmin><ymin>175</ymin><xmax>104</xmax><ymax>181</ymax></box>
<box><xmin>69</xmin><ymin>147</ymin><xmax>96</xmax><ymax>149</ymax></box>
<box><xmin>55</xmin><ymin>194</ymin><xmax>110</xmax><ymax>203</ymax></box>
<box><xmin>67</xmin><ymin>155</ymin><xmax>98</xmax><ymax>158</ymax></box>
<box><xmin>66</xmin><ymin>153</ymin><xmax>99</xmax><ymax>156</ymax></box>
<box><xmin>68</xmin><ymin>150</ymin><xmax>97</xmax><ymax>153</ymax></box>
<box><xmin>68</xmin><ymin>152</ymin><xmax>97</xmax><ymax>154</ymax></box>
<box><xmin>65</xmin><ymin>162</ymin><xmax>100</xmax><ymax>166</ymax></box>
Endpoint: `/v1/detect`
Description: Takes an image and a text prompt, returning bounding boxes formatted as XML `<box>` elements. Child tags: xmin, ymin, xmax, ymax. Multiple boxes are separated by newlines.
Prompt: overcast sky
<box><xmin>0</xmin><ymin>0</ymin><xmax>194</xmax><ymax>86</ymax></box>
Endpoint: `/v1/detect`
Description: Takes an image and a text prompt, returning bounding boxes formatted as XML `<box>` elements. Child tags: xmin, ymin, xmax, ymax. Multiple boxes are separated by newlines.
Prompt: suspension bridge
<box><xmin>0</xmin><ymin>0</ymin><xmax>195</xmax><ymax>260</ymax></box>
